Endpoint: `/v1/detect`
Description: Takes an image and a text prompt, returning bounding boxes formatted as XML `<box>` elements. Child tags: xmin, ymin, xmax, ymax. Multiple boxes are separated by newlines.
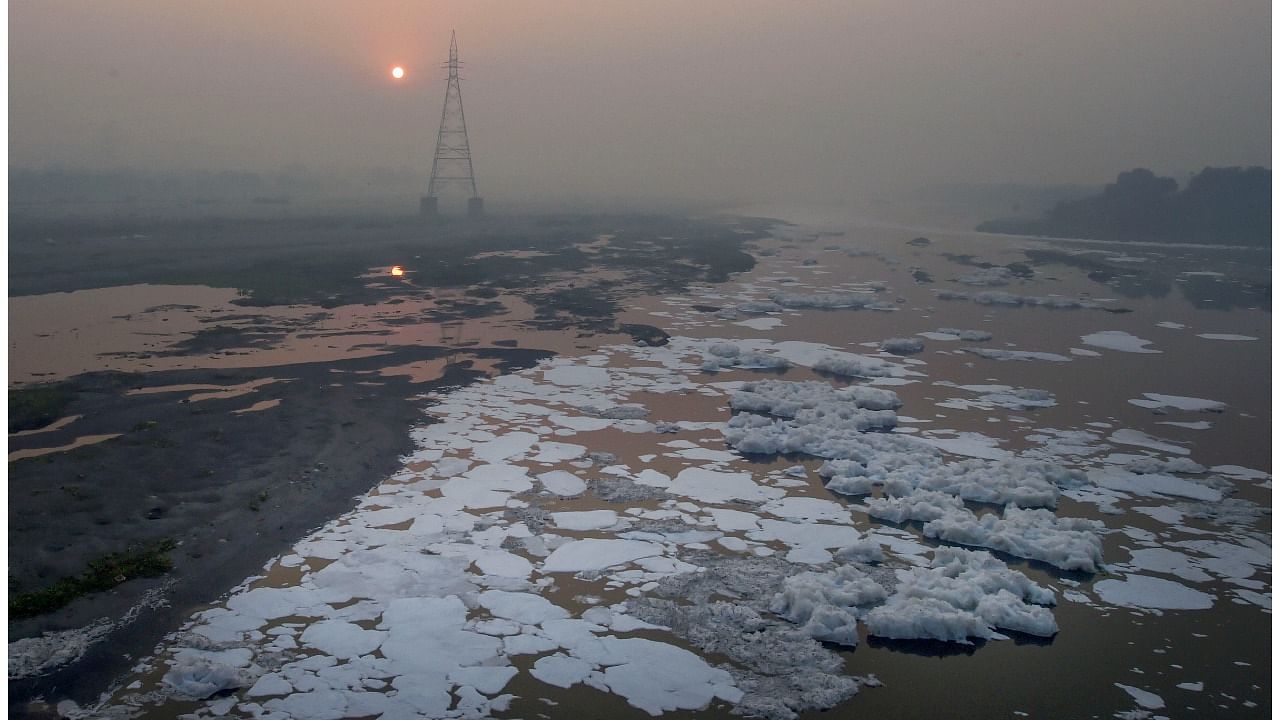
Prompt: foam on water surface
<box><xmin>75</xmin><ymin>225</ymin><xmax>1269</xmax><ymax>720</ymax></box>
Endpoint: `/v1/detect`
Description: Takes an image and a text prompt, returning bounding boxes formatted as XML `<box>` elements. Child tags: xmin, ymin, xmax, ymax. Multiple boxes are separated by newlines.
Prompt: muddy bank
<box><xmin>9</xmin><ymin>213</ymin><xmax>765</xmax><ymax>311</ymax></box>
<box><xmin>8</xmin><ymin>345</ymin><xmax>550</xmax><ymax>710</ymax></box>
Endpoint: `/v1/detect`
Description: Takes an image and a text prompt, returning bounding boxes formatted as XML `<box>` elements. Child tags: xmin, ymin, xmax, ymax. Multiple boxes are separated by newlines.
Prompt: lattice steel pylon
<box><xmin>421</xmin><ymin>31</ymin><xmax>483</xmax><ymax>218</ymax></box>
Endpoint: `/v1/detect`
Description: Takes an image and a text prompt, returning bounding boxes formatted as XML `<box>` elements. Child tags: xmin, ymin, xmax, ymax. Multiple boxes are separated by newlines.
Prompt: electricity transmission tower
<box><xmin>421</xmin><ymin>31</ymin><xmax>483</xmax><ymax>218</ymax></box>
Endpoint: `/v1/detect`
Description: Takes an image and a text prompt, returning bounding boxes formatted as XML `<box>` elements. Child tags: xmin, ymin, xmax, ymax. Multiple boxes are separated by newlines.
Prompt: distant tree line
<box><xmin>977</xmin><ymin>166</ymin><xmax>1270</xmax><ymax>246</ymax></box>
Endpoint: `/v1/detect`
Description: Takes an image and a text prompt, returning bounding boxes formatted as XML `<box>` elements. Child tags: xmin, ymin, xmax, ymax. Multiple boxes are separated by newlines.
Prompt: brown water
<box><xmin>8</xmin><ymin>286</ymin><xmax>607</xmax><ymax>386</ymax></box>
<box><xmin>231</xmin><ymin>399</ymin><xmax>282</xmax><ymax>415</ymax></box>
<box><xmin>8</xmin><ymin>432</ymin><xmax>123</xmax><ymax>461</ymax></box>
<box><xmin>622</xmin><ymin>221</ymin><xmax>1271</xmax><ymax>717</ymax></box>
<box><xmin>8</xmin><ymin>413</ymin><xmax>83</xmax><ymax>437</ymax></box>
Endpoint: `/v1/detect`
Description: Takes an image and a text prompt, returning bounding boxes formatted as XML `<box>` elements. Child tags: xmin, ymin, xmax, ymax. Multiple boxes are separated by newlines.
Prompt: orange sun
<box><xmin>391</xmin><ymin>66</ymin><xmax>405</xmax><ymax>79</ymax></box>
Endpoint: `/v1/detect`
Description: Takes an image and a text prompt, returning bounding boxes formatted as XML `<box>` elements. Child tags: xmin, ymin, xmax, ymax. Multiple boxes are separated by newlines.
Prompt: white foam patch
<box><xmin>1175</xmin><ymin>681</ymin><xmax>1204</xmax><ymax>692</ymax></box>
<box><xmin>734</xmin><ymin>317</ymin><xmax>784</xmax><ymax>330</ymax></box>
<box><xmin>761</xmin><ymin>496</ymin><xmax>853</xmax><ymax>524</ymax></box>
<box><xmin>1094</xmin><ymin>575</ymin><xmax>1215</xmax><ymax>610</ymax></box>
<box><xmin>1128</xmin><ymin>393</ymin><xmax>1226</xmax><ymax>412</ymax></box>
<box><xmin>472</xmin><ymin>432</ymin><xmax>540</xmax><ymax>462</ymax></box>
<box><xmin>1156</xmin><ymin>420</ymin><xmax>1212</xmax><ymax>430</ymax></box>
<box><xmin>917</xmin><ymin>432</ymin><xmax>1011</xmax><ymax>460</ymax></box>
<box><xmin>1081</xmin><ymin>331</ymin><xmax>1160</xmax><ymax>354</ymax></box>
<box><xmin>532</xmin><ymin>442</ymin><xmax>588</xmax><ymax>463</ymax></box>
<box><xmin>541</xmin><ymin>539</ymin><xmax>665</xmax><ymax>573</ymax></box>
<box><xmin>587</xmin><ymin>637</ymin><xmax>743</xmax><ymax>714</ymax></box>
<box><xmin>1107</xmin><ymin>429</ymin><xmax>1190</xmax><ymax>456</ymax></box>
<box><xmin>965</xmin><ymin>348</ymin><xmax>1071</xmax><ymax>362</ymax></box>
<box><xmin>1210</xmin><ymin>464</ymin><xmax>1270</xmax><ymax>482</ymax></box>
<box><xmin>478</xmin><ymin>591</ymin><xmax>571</xmax><ymax>625</ymax></box>
<box><xmin>1090</xmin><ymin>468</ymin><xmax>1221</xmax><ymax>502</ymax></box>
<box><xmin>668</xmin><ymin>467</ymin><xmax>786</xmax><ymax>504</ymax></box>
<box><xmin>9</xmin><ymin>619</ymin><xmax>115</xmax><ymax>681</ymax></box>
<box><xmin>1114</xmin><ymin>683</ymin><xmax>1165</xmax><ymax>710</ymax></box>
<box><xmin>298</xmin><ymin>621</ymin><xmax>386</xmax><ymax>659</ymax></box>
<box><xmin>1121</xmin><ymin>548</ymin><xmax>1213</xmax><ymax>583</ymax></box>
<box><xmin>530</xmin><ymin>653</ymin><xmax>594</xmax><ymax>688</ymax></box>
<box><xmin>1196</xmin><ymin>333</ymin><xmax>1257</xmax><ymax>341</ymax></box>
<box><xmin>1132</xmin><ymin>506</ymin><xmax>1185</xmax><ymax>524</ymax></box>
<box><xmin>551</xmin><ymin>510</ymin><xmax>622</xmax><ymax>531</ymax></box>
<box><xmin>537</xmin><ymin>470</ymin><xmax>588</xmax><ymax>496</ymax></box>
<box><xmin>750</xmin><ymin>519</ymin><xmax>862</xmax><ymax>564</ymax></box>
<box><xmin>544</xmin><ymin>365</ymin><xmax>611</xmax><ymax>386</ymax></box>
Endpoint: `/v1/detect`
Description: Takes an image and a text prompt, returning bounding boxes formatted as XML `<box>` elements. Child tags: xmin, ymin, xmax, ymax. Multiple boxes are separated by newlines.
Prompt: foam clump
<box><xmin>825</xmin><ymin>456</ymin><xmax>1079</xmax><ymax>510</ymax></box>
<box><xmin>957</xmin><ymin>267</ymin><xmax>1014</xmax><ymax>286</ymax></box>
<box><xmin>770</xmin><ymin>565</ymin><xmax>887</xmax><ymax>646</ymax></box>
<box><xmin>718</xmin><ymin>375</ymin><xmax>1101</xmax><ymax>573</ymax></box>
<box><xmin>700</xmin><ymin>342</ymin><xmax>791</xmax><ymax>372</ymax></box>
<box><xmin>922</xmin><ymin>506</ymin><xmax>1105</xmax><ymax>572</ymax></box>
<box><xmin>865</xmin><ymin>491</ymin><xmax>966</xmax><ymax>523</ymax></box>
<box><xmin>880</xmin><ymin>337</ymin><xmax>924</xmax><ymax>355</ymax></box>
<box><xmin>593</xmin><ymin>404</ymin><xmax>650</xmax><ymax>420</ymax></box>
<box><xmin>726</xmin><ymin>410</ymin><xmax>900</xmax><ymax>457</ymax></box>
<box><xmin>834</xmin><ymin>538</ymin><xmax>886</xmax><ymax>563</ymax></box>
<box><xmin>812</xmin><ymin>354</ymin><xmax>898</xmax><ymax>378</ymax></box>
<box><xmin>162</xmin><ymin>658</ymin><xmax>250</xmax><ymax>699</ymax></box>
<box><xmin>864</xmin><ymin>596</ymin><xmax>994</xmax><ymax>642</ymax></box>
<box><xmin>731</xmin><ymin>379</ymin><xmax>901</xmax><ymax>417</ymax></box>
<box><xmin>914</xmin><ymin>459</ymin><xmax>1078</xmax><ymax>508</ymax></box>
<box><xmin>1122</xmin><ymin>456</ymin><xmax>1206</xmax><ymax>475</ymax></box>
<box><xmin>936</xmin><ymin>328</ymin><xmax>993</xmax><ymax>341</ymax></box>
<box><xmin>628</xmin><ymin>555</ymin><xmax>866</xmax><ymax>720</ymax></box>
<box><xmin>725</xmin><ymin>379</ymin><xmax>904</xmax><ymax>458</ymax></box>
<box><xmin>864</xmin><ymin>547</ymin><xmax>1058</xmax><ymax>642</ymax></box>
<box><xmin>766</xmin><ymin>547</ymin><xmax>1059</xmax><ymax>645</ymax></box>
<box><xmin>9</xmin><ymin>620</ymin><xmax>113</xmax><ymax>680</ymax></box>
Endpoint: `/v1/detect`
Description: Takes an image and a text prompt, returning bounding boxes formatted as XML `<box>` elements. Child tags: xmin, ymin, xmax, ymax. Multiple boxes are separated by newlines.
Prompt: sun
<box><xmin>391</xmin><ymin>66</ymin><xmax>405</xmax><ymax>80</ymax></box>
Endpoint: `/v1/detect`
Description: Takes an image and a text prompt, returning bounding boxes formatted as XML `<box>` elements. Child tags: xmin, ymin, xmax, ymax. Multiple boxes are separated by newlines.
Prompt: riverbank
<box><xmin>8</xmin><ymin>212</ymin><xmax>771</xmax><ymax>714</ymax></box>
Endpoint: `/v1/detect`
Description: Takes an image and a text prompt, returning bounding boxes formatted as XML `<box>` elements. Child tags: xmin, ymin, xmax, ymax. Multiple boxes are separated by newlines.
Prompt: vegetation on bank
<box><xmin>9</xmin><ymin>539</ymin><xmax>177</xmax><ymax>619</ymax></box>
<box><xmin>9</xmin><ymin>385</ymin><xmax>74</xmax><ymax>433</ymax></box>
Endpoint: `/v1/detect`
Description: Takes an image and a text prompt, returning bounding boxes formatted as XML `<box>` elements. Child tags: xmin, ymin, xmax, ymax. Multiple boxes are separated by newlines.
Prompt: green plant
<box><xmin>9</xmin><ymin>539</ymin><xmax>177</xmax><ymax>619</ymax></box>
<box><xmin>248</xmin><ymin>489</ymin><xmax>269</xmax><ymax>512</ymax></box>
<box><xmin>9</xmin><ymin>386</ymin><xmax>73</xmax><ymax>433</ymax></box>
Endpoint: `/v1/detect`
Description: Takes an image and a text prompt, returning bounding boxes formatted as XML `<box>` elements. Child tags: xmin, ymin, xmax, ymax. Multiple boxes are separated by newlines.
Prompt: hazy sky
<box><xmin>8</xmin><ymin>1</ymin><xmax>1272</xmax><ymax>205</ymax></box>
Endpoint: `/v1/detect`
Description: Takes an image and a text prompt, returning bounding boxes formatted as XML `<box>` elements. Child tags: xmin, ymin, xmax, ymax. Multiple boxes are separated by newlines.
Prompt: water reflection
<box><xmin>1023</xmin><ymin>246</ymin><xmax>1271</xmax><ymax>310</ymax></box>
<box><xmin>865</xmin><ymin>635</ymin><xmax>985</xmax><ymax>658</ymax></box>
